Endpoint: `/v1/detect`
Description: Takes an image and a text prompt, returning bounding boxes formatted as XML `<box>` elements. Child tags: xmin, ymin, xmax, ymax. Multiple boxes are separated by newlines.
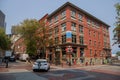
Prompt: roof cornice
<box><xmin>48</xmin><ymin>2</ymin><xmax>110</xmax><ymax>27</ymax></box>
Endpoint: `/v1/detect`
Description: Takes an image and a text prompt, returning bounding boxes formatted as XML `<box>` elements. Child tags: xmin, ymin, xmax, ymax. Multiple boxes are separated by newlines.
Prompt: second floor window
<box><xmin>62</xmin><ymin>35</ymin><xmax>66</xmax><ymax>43</ymax></box>
<box><xmin>55</xmin><ymin>37</ymin><xmax>59</xmax><ymax>44</ymax></box>
<box><xmin>61</xmin><ymin>23</ymin><xmax>66</xmax><ymax>32</ymax></box>
<box><xmin>71</xmin><ymin>22</ymin><xmax>76</xmax><ymax>31</ymax></box>
<box><xmin>80</xmin><ymin>36</ymin><xmax>84</xmax><ymax>45</ymax></box>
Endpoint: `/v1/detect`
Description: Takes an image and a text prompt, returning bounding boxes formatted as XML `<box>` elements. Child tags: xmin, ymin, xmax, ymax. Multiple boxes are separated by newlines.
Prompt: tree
<box><xmin>0</xmin><ymin>27</ymin><xmax>11</xmax><ymax>50</ymax></box>
<box><xmin>113</xmin><ymin>3</ymin><xmax>120</xmax><ymax>47</ymax></box>
<box><xmin>12</xmin><ymin>19</ymin><xmax>40</xmax><ymax>57</ymax></box>
<box><xmin>116</xmin><ymin>51</ymin><xmax>120</xmax><ymax>56</ymax></box>
<box><xmin>36</xmin><ymin>22</ymin><xmax>54</xmax><ymax>58</ymax></box>
<box><xmin>13</xmin><ymin>19</ymin><xmax>55</xmax><ymax>59</ymax></box>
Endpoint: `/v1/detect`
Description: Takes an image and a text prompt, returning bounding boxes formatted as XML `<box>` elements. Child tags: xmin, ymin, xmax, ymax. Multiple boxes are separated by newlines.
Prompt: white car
<box><xmin>32</xmin><ymin>59</ymin><xmax>50</xmax><ymax>72</ymax></box>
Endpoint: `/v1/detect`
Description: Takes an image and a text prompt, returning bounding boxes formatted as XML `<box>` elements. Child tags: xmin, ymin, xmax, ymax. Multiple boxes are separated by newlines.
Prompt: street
<box><xmin>0</xmin><ymin>61</ymin><xmax>120</xmax><ymax>80</ymax></box>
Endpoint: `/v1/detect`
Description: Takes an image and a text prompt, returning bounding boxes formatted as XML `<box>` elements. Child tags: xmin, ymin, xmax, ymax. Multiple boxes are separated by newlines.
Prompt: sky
<box><xmin>0</xmin><ymin>0</ymin><xmax>120</xmax><ymax>54</ymax></box>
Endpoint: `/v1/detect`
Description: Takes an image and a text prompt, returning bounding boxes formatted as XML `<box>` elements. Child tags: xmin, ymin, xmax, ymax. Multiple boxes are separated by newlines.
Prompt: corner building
<box><xmin>40</xmin><ymin>2</ymin><xmax>111</xmax><ymax>65</ymax></box>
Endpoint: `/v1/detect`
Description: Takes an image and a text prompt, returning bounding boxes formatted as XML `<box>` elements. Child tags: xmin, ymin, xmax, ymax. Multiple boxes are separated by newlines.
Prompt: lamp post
<box><xmin>66</xmin><ymin>46</ymin><xmax>73</xmax><ymax>66</ymax></box>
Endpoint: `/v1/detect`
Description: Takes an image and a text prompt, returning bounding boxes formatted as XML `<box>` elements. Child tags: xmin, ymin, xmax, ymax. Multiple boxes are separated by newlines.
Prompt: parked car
<box><xmin>19</xmin><ymin>54</ymin><xmax>29</xmax><ymax>61</ymax></box>
<box><xmin>32</xmin><ymin>59</ymin><xmax>50</xmax><ymax>72</ymax></box>
<box><xmin>9</xmin><ymin>55</ymin><xmax>16</xmax><ymax>62</ymax></box>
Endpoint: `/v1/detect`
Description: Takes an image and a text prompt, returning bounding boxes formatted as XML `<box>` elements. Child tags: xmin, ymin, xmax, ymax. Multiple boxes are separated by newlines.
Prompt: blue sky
<box><xmin>0</xmin><ymin>0</ymin><xmax>120</xmax><ymax>54</ymax></box>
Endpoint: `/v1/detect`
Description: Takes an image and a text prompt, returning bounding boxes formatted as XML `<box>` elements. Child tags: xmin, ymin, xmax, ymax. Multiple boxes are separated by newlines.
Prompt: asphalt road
<box><xmin>0</xmin><ymin>61</ymin><xmax>120</xmax><ymax>80</ymax></box>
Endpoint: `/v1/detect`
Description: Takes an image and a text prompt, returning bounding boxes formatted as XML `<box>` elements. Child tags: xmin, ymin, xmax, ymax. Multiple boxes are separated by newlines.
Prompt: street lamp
<box><xmin>66</xmin><ymin>46</ymin><xmax>73</xmax><ymax>66</ymax></box>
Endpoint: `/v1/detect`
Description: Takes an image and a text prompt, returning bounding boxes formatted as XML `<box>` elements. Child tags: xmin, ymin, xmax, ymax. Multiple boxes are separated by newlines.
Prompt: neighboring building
<box><xmin>0</xmin><ymin>10</ymin><xmax>6</xmax><ymax>30</ymax></box>
<box><xmin>39</xmin><ymin>2</ymin><xmax>111</xmax><ymax>65</ymax></box>
<box><xmin>11</xmin><ymin>34</ymin><xmax>26</xmax><ymax>55</ymax></box>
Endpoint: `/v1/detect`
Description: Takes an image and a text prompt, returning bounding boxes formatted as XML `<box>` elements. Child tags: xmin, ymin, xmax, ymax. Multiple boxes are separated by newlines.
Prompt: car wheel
<box><xmin>33</xmin><ymin>69</ymin><xmax>37</xmax><ymax>72</ymax></box>
<box><xmin>45</xmin><ymin>67</ymin><xmax>50</xmax><ymax>72</ymax></box>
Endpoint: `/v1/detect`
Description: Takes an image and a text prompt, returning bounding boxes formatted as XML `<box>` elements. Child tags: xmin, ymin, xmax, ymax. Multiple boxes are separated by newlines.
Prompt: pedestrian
<box><xmin>90</xmin><ymin>58</ymin><xmax>92</xmax><ymax>66</ymax></box>
<box><xmin>4</xmin><ymin>56</ymin><xmax>9</xmax><ymax>68</ymax></box>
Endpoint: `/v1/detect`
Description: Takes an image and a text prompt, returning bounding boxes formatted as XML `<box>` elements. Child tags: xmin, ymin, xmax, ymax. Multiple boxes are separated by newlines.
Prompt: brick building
<box><xmin>39</xmin><ymin>2</ymin><xmax>111</xmax><ymax>65</ymax></box>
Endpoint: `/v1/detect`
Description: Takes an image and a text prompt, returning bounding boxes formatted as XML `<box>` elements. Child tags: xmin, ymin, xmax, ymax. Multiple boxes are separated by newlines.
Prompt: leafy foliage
<box><xmin>116</xmin><ymin>51</ymin><xmax>120</xmax><ymax>56</ymax></box>
<box><xmin>113</xmin><ymin>3</ymin><xmax>120</xmax><ymax>46</ymax></box>
<box><xmin>0</xmin><ymin>28</ymin><xmax>11</xmax><ymax>50</ymax></box>
<box><xmin>12</xmin><ymin>19</ymin><xmax>40</xmax><ymax>57</ymax></box>
<box><xmin>13</xmin><ymin>19</ymin><xmax>54</xmax><ymax>58</ymax></box>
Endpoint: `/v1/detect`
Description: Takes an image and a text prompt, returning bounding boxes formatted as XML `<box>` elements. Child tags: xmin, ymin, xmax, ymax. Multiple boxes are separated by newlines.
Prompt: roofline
<box><xmin>48</xmin><ymin>2</ymin><xmax>110</xmax><ymax>27</ymax></box>
<box><xmin>39</xmin><ymin>14</ymin><xmax>48</xmax><ymax>22</ymax></box>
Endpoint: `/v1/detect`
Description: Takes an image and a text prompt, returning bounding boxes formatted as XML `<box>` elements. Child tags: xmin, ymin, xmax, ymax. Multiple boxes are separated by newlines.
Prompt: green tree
<box><xmin>0</xmin><ymin>28</ymin><xmax>11</xmax><ymax>50</ymax></box>
<box><xmin>13</xmin><ymin>19</ymin><xmax>55</xmax><ymax>59</ymax></box>
<box><xmin>36</xmin><ymin>22</ymin><xmax>54</xmax><ymax>58</ymax></box>
<box><xmin>12</xmin><ymin>19</ymin><xmax>40</xmax><ymax>57</ymax></box>
<box><xmin>116</xmin><ymin>51</ymin><xmax>120</xmax><ymax>56</ymax></box>
<box><xmin>113</xmin><ymin>3</ymin><xmax>120</xmax><ymax>47</ymax></box>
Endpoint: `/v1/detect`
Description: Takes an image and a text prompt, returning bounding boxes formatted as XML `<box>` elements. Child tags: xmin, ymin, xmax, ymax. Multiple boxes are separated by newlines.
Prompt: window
<box><xmin>54</xmin><ymin>16</ymin><xmax>58</xmax><ymax>22</ymax></box>
<box><xmin>61</xmin><ymin>23</ymin><xmax>66</xmax><ymax>31</ymax></box>
<box><xmin>71</xmin><ymin>10</ymin><xmax>76</xmax><ymax>18</ymax></box>
<box><xmin>90</xmin><ymin>49</ymin><xmax>92</xmax><ymax>57</ymax></box>
<box><xmin>87</xmin><ymin>19</ymin><xmax>91</xmax><ymax>26</ymax></box>
<box><xmin>80</xmin><ymin>36</ymin><xmax>84</xmax><ymax>45</ymax></box>
<box><xmin>94</xmin><ymin>41</ymin><xmax>96</xmax><ymax>46</ymax></box>
<box><xmin>49</xmin><ymin>29</ymin><xmax>53</xmax><ymax>36</ymax></box>
<box><xmin>78</xmin><ymin>14</ymin><xmax>83</xmax><ymax>21</ymax></box>
<box><xmin>49</xmin><ymin>19</ymin><xmax>52</xmax><ymax>24</ymax></box>
<box><xmin>89</xmin><ymin>30</ymin><xmax>91</xmax><ymax>36</ymax></box>
<box><xmin>92</xmin><ymin>21</ymin><xmax>95</xmax><ymax>27</ymax></box>
<box><xmin>54</xmin><ymin>26</ymin><xmax>59</xmax><ymax>34</ymax></box>
<box><xmin>71</xmin><ymin>22</ymin><xmax>76</xmax><ymax>31</ymax></box>
<box><xmin>79</xmin><ymin>25</ymin><xmax>83</xmax><ymax>33</ymax></box>
<box><xmin>89</xmin><ymin>40</ymin><xmax>92</xmax><ymax>45</ymax></box>
<box><xmin>96</xmin><ymin>23</ymin><xmax>99</xmax><ymax>28</ymax></box>
<box><xmin>61</xmin><ymin>10</ymin><xmax>66</xmax><ymax>18</ymax></box>
<box><xmin>55</xmin><ymin>37</ymin><xmax>59</xmax><ymax>44</ymax></box>
<box><xmin>62</xmin><ymin>35</ymin><xmax>66</xmax><ymax>43</ymax></box>
<box><xmin>72</xmin><ymin>34</ymin><xmax>76</xmax><ymax>43</ymax></box>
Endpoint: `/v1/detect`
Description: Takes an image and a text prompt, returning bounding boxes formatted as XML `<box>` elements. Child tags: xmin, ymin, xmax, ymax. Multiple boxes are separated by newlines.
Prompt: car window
<box><xmin>36</xmin><ymin>61</ymin><xmax>47</xmax><ymax>63</ymax></box>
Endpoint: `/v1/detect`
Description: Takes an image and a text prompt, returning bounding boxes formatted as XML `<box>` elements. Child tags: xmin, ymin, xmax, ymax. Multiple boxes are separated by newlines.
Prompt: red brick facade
<box><xmin>14</xmin><ymin>36</ymin><xmax>26</xmax><ymax>55</ymax></box>
<box><xmin>40</xmin><ymin>2</ymin><xmax>111</xmax><ymax>64</ymax></box>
